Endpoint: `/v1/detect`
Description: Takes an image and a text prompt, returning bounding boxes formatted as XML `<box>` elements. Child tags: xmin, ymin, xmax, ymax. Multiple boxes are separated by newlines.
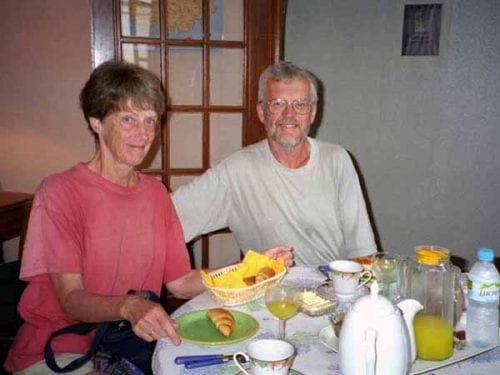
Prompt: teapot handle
<box><xmin>397</xmin><ymin>299</ymin><xmax>423</xmax><ymax>362</ymax></box>
<box><xmin>364</xmin><ymin>329</ymin><xmax>377</xmax><ymax>375</ymax></box>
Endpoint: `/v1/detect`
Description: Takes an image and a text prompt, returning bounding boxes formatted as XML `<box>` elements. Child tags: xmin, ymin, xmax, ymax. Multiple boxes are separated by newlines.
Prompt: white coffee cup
<box><xmin>233</xmin><ymin>339</ymin><xmax>295</xmax><ymax>375</ymax></box>
<box><xmin>329</xmin><ymin>260</ymin><xmax>372</xmax><ymax>296</ymax></box>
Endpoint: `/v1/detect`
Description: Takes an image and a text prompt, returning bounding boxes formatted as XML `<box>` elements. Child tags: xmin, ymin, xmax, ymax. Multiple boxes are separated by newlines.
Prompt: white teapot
<box><xmin>339</xmin><ymin>282</ymin><xmax>423</xmax><ymax>375</ymax></box>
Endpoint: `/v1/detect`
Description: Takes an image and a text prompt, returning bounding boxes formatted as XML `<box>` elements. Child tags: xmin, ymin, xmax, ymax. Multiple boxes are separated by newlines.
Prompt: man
<box><xmin>173</xmin><ymin>62</ymin><xmax>376</xmax><ymax>265</ymax></box>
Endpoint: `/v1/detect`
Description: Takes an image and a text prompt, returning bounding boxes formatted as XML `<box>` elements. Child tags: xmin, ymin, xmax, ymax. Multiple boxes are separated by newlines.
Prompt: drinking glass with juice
<box><xmin>264</xmin><ymin>284</ymin><xmax>299</xmax><ymax>339</ymax></box>
<box><xmin>413</xmin><ymin>313</ymin><xmax>454</xmax><ymax>360</ymax></box>
<box><xmin>266</xmin><ymin>299</ymin><xmax>298</xmax><ymax>320</ymax></box>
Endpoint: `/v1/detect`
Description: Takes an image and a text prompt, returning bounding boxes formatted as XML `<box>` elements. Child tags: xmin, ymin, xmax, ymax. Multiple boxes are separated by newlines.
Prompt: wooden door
<box><xmin>90</xmin><ymin>0</ymin><xmax>285</xmax><ymax>268</ymax></box>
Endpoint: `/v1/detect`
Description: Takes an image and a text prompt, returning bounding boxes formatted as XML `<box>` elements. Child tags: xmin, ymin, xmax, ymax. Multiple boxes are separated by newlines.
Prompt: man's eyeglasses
<box><xmin>265</xmin><ymin>98</ymin><xmax>313</xmax><ymax>115</ymax></box>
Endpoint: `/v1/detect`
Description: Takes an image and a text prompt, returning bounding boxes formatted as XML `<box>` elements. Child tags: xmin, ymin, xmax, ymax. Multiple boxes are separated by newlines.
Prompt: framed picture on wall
<box><xmin>402</xmin><ymin>3</ymin><xmax>442</xmax><ymax>56</ymax></box>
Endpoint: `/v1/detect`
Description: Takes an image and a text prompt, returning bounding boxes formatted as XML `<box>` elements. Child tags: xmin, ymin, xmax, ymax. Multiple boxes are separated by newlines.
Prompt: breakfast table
<box><xmin>152</xmin><ymin>266</ymin><xmax>500</xmax><ymax>375</ymax></box>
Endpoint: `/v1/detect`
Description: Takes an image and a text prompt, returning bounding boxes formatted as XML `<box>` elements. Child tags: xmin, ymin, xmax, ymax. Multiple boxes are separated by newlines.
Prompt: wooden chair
<box><xmin>0</xmin><ymin>192</ymin><xmax>33</xmax><ymax>262</ymax></box>
<box><xmin>0</xmin><ymin>192</ymin><xmax>33</xmax><ymax>368</ymax></box>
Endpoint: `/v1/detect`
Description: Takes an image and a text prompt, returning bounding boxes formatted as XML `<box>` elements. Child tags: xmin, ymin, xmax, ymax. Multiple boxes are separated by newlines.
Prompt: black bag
<box><xmin>44</xmin><ymin>290</ymin><xmax>159</xmax><ymax>375</ymax></box>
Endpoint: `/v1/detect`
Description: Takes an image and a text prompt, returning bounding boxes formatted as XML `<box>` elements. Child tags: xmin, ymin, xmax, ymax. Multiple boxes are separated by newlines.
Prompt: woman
<box><xmin>5</xmin><ymin>62</ymin><xmax>293</xmax><ymax>374</ymax></box>
<box><xmin>5</xmin><ymin>62</ymin><xmax>203</xmax><ymax>373</ymax></box>
<box><xmin>3</xmin><ymin>61</ymin><xmax>202</xmax><ymax>374</ymax></box>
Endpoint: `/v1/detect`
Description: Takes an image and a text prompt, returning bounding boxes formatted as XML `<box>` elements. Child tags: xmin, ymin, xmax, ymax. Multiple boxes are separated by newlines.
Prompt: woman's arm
<box><xmin>165</xmin><ymin>269</ymin><xmax>206</xmax><ymax>299</ymax></box>
<box><xmin>50</xmin><ymin>273</ymin><xmax>182</xmax><ymax>344</ymax></box>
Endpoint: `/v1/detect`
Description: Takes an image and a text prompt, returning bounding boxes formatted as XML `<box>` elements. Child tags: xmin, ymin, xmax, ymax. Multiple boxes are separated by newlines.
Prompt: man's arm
<box><xmin>172</xmin><ymin>167</ymin><xmax>230</xmax><ymax>242</ymax></box>
<box><xmin>50</xmin><ymin>273</ymin><xmax>182</xmax><ymax>344</ymax></box>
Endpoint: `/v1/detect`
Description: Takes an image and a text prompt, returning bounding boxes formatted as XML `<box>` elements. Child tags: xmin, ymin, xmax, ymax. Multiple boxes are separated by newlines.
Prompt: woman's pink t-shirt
<box><xmin>5</xmin><ymin>163</ymin><xmax>191</xmax><ymax>372</ymax></box>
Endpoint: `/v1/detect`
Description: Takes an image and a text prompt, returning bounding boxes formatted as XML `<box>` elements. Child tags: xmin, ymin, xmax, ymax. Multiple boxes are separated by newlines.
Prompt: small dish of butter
<box><xmin>296</xmin><ymin>290</ymin><xmax>335</xmax><ymax>316</ymax></box>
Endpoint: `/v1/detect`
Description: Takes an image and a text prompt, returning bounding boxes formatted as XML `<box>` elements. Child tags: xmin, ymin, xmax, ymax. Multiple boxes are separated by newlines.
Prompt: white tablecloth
<box><xmin>153</xmin><ymin>266</ymin><xmax>500</xmax><ymax>375</ymax></box>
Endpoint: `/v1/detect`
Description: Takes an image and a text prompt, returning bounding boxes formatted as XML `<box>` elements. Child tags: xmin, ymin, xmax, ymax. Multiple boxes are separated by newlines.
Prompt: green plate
<box><xmin>176</xmin><ymin>309</ymin><xmax>259</xmax><ymax>345</ymax></box>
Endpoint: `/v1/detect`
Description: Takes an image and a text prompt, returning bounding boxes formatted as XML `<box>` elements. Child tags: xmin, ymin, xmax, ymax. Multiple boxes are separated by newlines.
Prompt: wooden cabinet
<box><xmin>0</xmin><ymin>192</ymin><xmax>33</xmax><ymax>262</ymax></box>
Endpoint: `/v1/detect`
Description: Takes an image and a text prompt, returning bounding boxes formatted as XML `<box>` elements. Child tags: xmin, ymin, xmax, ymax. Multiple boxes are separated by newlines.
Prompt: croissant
<box><xmin>243</xmin><ymin>275</ymin><xmax>257</xmax><ymax>286</ymax></box>
<box><xmin>255</xmin><ymin>266</ymin><xmax>276</xmax><ymax>283</ymax></box>
<box><xmin>207</xmin><ymin>308</ymin><xmax>234</xmax><ymax>337</ymax></box>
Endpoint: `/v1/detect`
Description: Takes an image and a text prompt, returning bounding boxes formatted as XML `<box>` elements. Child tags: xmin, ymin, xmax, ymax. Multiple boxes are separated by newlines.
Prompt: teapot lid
<box><xmin>351</xmin><ymin>281</ymin><xmax>397</xmax><ymax>317</ymax></box>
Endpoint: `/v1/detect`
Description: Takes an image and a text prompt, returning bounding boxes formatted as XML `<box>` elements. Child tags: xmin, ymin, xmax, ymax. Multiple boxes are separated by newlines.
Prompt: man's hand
<box><xmin>263</xmin><ymin>245</ymin><xmax>294</xmax><ymax>267</ymax></box>
<box><xmin>121</xmin><ymin>295</ymin><xmax>181</xmax><ymax>345</ymax></box>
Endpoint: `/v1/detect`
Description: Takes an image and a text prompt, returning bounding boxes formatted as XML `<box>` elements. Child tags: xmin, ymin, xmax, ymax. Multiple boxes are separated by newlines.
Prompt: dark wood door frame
<box><xmin>89</xmin><ymin>0</ymin><xmax>285</xmax><ymax>146</ymax></box>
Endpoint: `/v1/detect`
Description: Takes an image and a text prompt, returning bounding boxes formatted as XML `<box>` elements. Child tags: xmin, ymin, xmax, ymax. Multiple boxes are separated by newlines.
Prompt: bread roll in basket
<box><xmin>201</xmin><ymin>251</ymin><xmax>287</xmax><ymax>306</ymax></box>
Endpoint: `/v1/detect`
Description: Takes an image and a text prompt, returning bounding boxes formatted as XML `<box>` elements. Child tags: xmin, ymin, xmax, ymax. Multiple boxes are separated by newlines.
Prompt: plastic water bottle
<box><xmin>466</xmin><ymin>247</ymin><xmax>499</xmax><ymax>348</ymax></box>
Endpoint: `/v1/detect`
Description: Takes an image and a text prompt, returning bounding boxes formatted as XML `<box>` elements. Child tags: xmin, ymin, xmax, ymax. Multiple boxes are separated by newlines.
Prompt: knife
<box><xmin>174</xmin><ymin>353</ymin><xmax>233</xmax><ymax>365</ymax></box>
<box><xmin>174</xmin><ymin>353</ymin><xmax>247</xmax><ymax>369</ymax></box>
<box><xmin>184</xmin><ymin>357</ymin><xmax>231</xmax><ymax>369</ymax></box>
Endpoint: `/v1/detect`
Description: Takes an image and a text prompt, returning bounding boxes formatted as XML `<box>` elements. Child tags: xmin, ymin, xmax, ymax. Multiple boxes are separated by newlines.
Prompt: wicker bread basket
<box><xmin>202</xmin><ymin>264</ymin><xmax>286</xmax><ymax>307</ymax></box>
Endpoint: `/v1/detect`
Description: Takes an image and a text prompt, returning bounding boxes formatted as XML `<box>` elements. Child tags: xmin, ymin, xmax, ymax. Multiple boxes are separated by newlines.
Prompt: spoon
<box><xmin>318</xmin><ymin>264</ymin><xmax>332</xmax><ymax>282</ymax></box>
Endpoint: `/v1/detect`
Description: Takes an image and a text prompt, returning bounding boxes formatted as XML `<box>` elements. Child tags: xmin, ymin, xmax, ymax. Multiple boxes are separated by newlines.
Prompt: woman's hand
<box><xmin>50</xmin><ymin>273</ymin><xmax>183</xmax><ymax>345</ymax></box>
<box><xmin>263</xmin><ymin>245</ymin><xmax>294</xmax><ymax>267</ymax></box>
<box><xmin>121</xmin><ymin>295</ymin><xmax>181</xmax><ymax>345</ymax></box>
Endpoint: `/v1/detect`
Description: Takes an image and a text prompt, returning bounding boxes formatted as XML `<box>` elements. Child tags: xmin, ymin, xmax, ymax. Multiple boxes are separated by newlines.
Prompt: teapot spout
<box><xmin>397</xmin><ymin>299</ymin><xmax>423</xmax><ymax>362</ymax></box>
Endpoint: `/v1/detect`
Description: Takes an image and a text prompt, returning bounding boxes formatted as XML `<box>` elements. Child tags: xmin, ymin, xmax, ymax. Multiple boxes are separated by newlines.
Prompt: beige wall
<box><xmin>0</xmin><ymin>0</ymin><xmax>93</xmax><ymax>261</ymax></box>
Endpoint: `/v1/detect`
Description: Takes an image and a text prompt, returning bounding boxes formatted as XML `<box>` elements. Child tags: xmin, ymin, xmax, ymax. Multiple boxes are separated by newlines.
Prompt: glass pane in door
<box><xmin>166</xmin><ymin>0</ymin><xmax>205</xmax><ymax>39</ymax></box>
<box><xmin>120</xmin><ymin>0</ymin><xmax>160</xmax><ymax>38</ymax></box>
<box><xmin>140</xmin><ymin>135</ymin><xmax>162</xmax><ymax>170</ymax></box>
<box><xmin>209</xmin><ymin>113</ymin><xmax>242</xmax><ymax>165</ymax></box>
<box><xmin>210</xmin><ymin>48</ymin><xmax>243</xmax><ymax>105</ymax></box>
<box><xmin>168</xmin><ymin>47</ymin><xmax>203</xmax><ymax>105</ymax></box>
<box><xmin>169</xmin><ymin>112</ymin><xmax>203</xmax><ymax>169</ymax></box>
<box><xmin>210</xmin><ymin>0</ymin><xmax>243</xmax><ymax>41</ymax></box>
<box><xmin>121</xmin><ymin>43</ymin><xmax>161</xmax><ymax>78</ymax></box>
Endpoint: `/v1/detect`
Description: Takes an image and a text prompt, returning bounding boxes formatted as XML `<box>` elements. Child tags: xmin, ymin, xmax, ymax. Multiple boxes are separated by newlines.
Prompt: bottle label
<box><xmin>467</xmin><ymin>277</ymin><xmax>500</xmax><ymax>303</ymax></box>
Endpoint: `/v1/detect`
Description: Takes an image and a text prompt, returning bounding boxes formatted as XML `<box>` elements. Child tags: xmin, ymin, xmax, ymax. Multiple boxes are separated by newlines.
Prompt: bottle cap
<box><xmin>477</xmin><ymin>247</ymin><xmax>494</xmax><ymax>262</ymax></box>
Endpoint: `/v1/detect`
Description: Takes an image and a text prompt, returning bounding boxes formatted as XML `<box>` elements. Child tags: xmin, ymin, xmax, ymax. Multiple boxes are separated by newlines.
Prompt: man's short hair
<box><xmin>258</xmin><ymin>61</ymin><xmax>318</xmax><ymax>103</ymax></box>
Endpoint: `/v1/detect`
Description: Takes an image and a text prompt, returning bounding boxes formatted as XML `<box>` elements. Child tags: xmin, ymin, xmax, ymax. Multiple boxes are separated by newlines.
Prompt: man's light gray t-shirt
<box><xmin>172</xmin><ymin>138</ymin><xmax>376</xmax><ymax>265</ymax></box>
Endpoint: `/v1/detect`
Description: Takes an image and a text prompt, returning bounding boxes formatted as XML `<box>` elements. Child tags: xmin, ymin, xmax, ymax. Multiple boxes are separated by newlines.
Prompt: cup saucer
<box><xmin>237</xmin><ymin>369</ymin><xmax>303</xmax><ymax>375</ymax></box>
<box><xmin>315</xmin><ymin>281</ymin><xmax>368</xmax><ymax>302</ymax></box>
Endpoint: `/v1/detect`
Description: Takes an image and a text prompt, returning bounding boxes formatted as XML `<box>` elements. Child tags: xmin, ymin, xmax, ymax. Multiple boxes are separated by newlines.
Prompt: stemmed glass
<box><xmin>371</xmin><ymin>252</ymin><xmax>401</xmax><ymax>302</ymax></box>
<box><xmin>264</xmin><ymin>284</ymin><xmax>299</xmax><ymax>339</ymax></box>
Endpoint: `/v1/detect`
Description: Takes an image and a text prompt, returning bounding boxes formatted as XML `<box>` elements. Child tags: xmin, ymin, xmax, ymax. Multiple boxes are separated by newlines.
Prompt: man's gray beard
<box><xmin>270</xmin><ymin>131</ymin><xmax>307</xmax><ymax>150</ymax></box>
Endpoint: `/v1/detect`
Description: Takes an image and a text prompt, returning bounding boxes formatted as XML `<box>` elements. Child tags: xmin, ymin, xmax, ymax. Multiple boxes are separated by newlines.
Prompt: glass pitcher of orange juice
<box><xmin>401</xmin><ymin>246</ymin><xmax>460</xmax><ymax>360</ymax></box>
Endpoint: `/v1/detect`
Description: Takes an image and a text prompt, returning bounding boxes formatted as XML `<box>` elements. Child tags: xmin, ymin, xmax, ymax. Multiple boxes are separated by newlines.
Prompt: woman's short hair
<box><xmin>80</xmin><ymin>61</ymin><xmax>166</xmax><ymax>124</ymax></box>
<box><xmin>258</xmin><ymin>61</ymin><xmax>318</xmax><ymax>103</ymax></box>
